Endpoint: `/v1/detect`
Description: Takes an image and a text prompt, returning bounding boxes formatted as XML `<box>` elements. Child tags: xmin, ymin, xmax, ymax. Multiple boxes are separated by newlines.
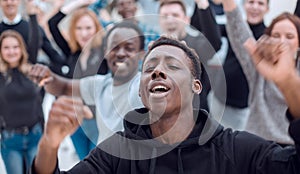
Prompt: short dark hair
<box><xmin>143</xmin><ymin>36</ymin><xmax>202</xmax><ymax>80</ymax></box>
<box><xmin>159</xmin><ymin>0</ymin><xmax>187</xmax><ymax>15</ymax></box>
<box><xmin>104</xmin><ymin>20</ymin><xmax>145</xmax><ymax>50</ymax></box>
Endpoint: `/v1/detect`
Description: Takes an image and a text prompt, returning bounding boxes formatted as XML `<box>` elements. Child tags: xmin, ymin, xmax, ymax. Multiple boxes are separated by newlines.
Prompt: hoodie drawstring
<box><xmin>177</xmin><ymin>148</ymin><xmax>184</xmax><ymax>174</ymax></box>
<box><xmin>149</xmin><ymin>148</ymin><xmax>157</xmax><ymax>174</ymax></box>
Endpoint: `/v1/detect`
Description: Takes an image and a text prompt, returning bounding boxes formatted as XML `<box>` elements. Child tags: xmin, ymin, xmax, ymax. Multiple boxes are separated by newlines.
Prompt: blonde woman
<box><xmin>0</xmin><ymin>5</ymin><xmax>42</xmax><ymax>173</ymax></box>
<box><xmin>48</xmin><ymin>0</ymin><xmax>107</xmax><ymax>160</ymax></box>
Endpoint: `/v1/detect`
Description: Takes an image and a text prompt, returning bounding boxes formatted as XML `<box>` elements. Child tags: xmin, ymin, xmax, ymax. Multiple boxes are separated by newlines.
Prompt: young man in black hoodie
<box><xmin>31</xmin><ymin>36</ymin><xmax>300</xmax><ymax>174</ymax></box>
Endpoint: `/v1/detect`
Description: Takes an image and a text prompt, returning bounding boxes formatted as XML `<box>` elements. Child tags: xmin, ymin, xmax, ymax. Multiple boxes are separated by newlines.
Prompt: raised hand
<box><xmin>194</xmin><ymin>0</ymin><xmax>209</xmax><ymax>9</ymax></box>
<box><xmin>34</xmin><ymin>96</ymin><xmax>93</xmax><ymax>173</ymax></box>
<box><xmin>43</xmin><ymin>96</ymin><xmax>93</xmax><ymax>149</ymax></box>
<box><xmin>26</xmin><ymin>0</ymin><xmax>39</xmax><ymax>15</ymax></box>
<box><xmin>244</xmin><ymin>36</ymin><xmax>297</xmax><ymax>85</ymax></box>
<box><xmin>61</xmin><ymin>0</ymin><xmax>97</xmax><ymax>14</ymax></box>
<box><xmin>29</xmin><ymin>64</ymin><xmax>54</xmax><ymax>87</ymax></box>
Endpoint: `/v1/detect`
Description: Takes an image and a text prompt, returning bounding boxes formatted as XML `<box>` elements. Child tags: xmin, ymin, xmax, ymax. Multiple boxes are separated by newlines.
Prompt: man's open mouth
<box><xmin>150</xmin><ymin>85</ymin><xmax>170</xmax><ymax>93</ymax></box>
<box><xmin>115</xmin><ymin>62</ymin><xmax>127</xmax><ymax>69</ymax></box>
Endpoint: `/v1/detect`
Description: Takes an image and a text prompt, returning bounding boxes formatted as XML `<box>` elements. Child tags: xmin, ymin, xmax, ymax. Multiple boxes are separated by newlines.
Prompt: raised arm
<box><xmin>33</xmin><ymin>96</ymin><xmax>93</xmax><ymax>174</ymax></box>
<box><xmin>25</xmin><ymin>0</ymin><xmax>40</xmax><ymax>63</ymax></box>
<box><xmin>29</xmin><ymin>64</ymin><xmax>81</xmax><ymax>97</ymax></box>
<box><xmin>191</xmin><ymin>0</ymin><xmax>222</xmax><ymax>51</ymax></box>
<box><xmin>48</xmin><ymin>0</ymin><xmax>97</xmax><ymax>57</ymax></box>
<box><xmin>244</xmin><ymin>36</ymin><xmax>300</xmax><ymax>118</ymax></box>
<box><xmin>294</xmin><ymin>0</ymin><xmax>300</xmax><ymax>17</ymax></box>
<box><xmin>222</xmin><ymin>0</ymin><xmax>258</xmax><ymax>86</ymax></box>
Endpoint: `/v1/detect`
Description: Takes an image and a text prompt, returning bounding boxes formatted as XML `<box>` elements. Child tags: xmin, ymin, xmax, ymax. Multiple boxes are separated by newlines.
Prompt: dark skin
<box><xmin>115</xmin><ymin>0</ymin><xmax>137</xmax><ymax>19</ymax></box>
<box><xmin>33</xmin><ymin>43</ymin><xmax>202</xmax><ymax>173</ymax></box>
<box><xmin>140</xmin><ymin>45</ymin><xmax>202</xmax><ymax>144</ymax></box>
<box><xmin>31</xmin><ymin>26</ymin><xmax>144</xmax><ymax>174</ymax></box>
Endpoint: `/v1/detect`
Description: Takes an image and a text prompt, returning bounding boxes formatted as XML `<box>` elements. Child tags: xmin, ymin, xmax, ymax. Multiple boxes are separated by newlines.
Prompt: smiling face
<box><xmin>244</xmin><ymin>0</ymin><xmax>269</xmax><ymax>25</ymax></box>
<box><xmin>105</xmin><ymin>27</ymin><xmax>142</xmax><ymax>85</ymax></box>
<box><xmin>159</xmin><ymin>3</ymin><xmax>189</xmax><ymax>39</ymax></box>
<box><xmin>116</xmin><ymin>0</ymin><xmax>137</xmax><ymax>19</ymax></box>
<box><xmin>270</xmin><ymin>19</ymin><xmax>299</xmax><ymax>54</ymax></box>
<box><xmin>0</xmin><ymin>0</ymin><xmax>20</xmax><ymax>20</ymax></box>
<box><xmin>1</xmin><ymin>36</ymin><xmax>22</xmax><ymax>68</ymax></box>
<box><xmin>74</xmin><ymin>15</ymin><xmax>98</xmax><ymax>49</ymax></box>
<box><xmin>140</xmin><ymin>45</ymin><xmax>201</xmax><ymax>116</ymax></box>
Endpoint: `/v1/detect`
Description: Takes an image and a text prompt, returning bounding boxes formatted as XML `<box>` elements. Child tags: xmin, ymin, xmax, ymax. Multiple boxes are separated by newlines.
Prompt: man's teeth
<box><xmin>116</xmin><ymin>62</ymin><xmax>126</xmax><ymax>68</ymax></box>
<box><xmin>152</xmin><ymin>85</ymin><xmax>168</xmax><ymax>92</ymax></box>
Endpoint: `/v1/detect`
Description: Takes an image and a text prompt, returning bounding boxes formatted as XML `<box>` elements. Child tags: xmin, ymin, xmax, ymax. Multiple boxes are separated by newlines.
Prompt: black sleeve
<box><xmin>190</xmin><ymin>4</ymin><xmax>222</xmax><ymax>52</ymax></box>
<box><xmin>294</xmin><ymin>0</ymin><xmax>300</xmax><ymax>17</ymax></box>
<box><xmin>30</xmin><ymin>147</ymin><xmax>113</xmax><ymax>174</ymax></box>
<box><xmin>233</xmin><ymin>118</ymin><xmax>300</xmax><ymax>174</ymax></box>
<box><xmin>48</xmin><ymin>11</ymin><xmax>71</xmax><ymax>58</ymax></box>
<box><xmin>27</xmin><ymin>15</ymin><xmax>40</xmax><ymax>64</ymax></box>
<box><xmin>40</xmin><ymin>27</ymin><xmax>65</xmax><ymax>64</ymax></box>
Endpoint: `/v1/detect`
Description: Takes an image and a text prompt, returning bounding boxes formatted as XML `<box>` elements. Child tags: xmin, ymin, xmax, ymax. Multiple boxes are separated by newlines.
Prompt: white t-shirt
<box><xmin>80</xmin><ymin>72</ymin><xmax>144</xmax><ymax>143</ymax></box>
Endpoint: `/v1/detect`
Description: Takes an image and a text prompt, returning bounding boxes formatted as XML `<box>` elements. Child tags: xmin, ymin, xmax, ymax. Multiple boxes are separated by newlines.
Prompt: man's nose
<box><xmin>252</xmin><ymin>2</ymin><xmax>259</xmax><ymax>9</ymax></box>
<box><xmin>116</xmin><ymin>47</ymin><xmax>126</xmax><ymax>58</ymax></box>
<box><xmin>151</xmin><ymin>69</ymin><xmax>166</xmax><ymax>80</ymax></box>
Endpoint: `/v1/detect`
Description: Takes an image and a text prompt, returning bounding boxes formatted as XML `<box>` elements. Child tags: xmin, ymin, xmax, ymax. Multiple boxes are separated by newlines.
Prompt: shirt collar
<box><xmin>2</xmin><ymin>14</ymin><xmax>22</xmax><ymax>25</ymax></box>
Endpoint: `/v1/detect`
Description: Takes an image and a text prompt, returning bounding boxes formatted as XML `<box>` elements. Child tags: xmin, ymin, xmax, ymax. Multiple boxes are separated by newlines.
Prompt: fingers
<box><xmin>49</xmin><ymin>96</ymin><xmax>81</xmax><ymax>128</ymax></box>
<box><xmin>244</xmin><ymin>37</ymin><xmax>259</xmax><ymax>64</ymax></box>
<box><xmin>29</xmin><ymin>64</ymin><xmax>53</xmax><ymax>86</ymax></box>
<box><xmin>244</xmin><ymin>35</ymin><xmax>282</xmax><ymax>66</ymax></box>
<box><xmin>48</xmin><ymin>96</ymin><xmax>91</xmax><ymax>131</ymax></box>
<box><xmin>39</xmin><ymin>76</ymin><xmax>54</xmax><ymax>87</ymax></box>
<box><xmin>83</xmin><ymin>106</ymin><xmax>94</xmax><ymax>119</ymax></box>
<box><xmin>256</xmin><ymin>35</ymin><xmax>282</xmax><ymax>64</ymax></box>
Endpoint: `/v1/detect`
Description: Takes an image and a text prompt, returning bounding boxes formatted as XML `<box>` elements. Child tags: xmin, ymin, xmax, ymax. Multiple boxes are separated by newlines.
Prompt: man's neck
<box><xmin>113</xmin><ymin>71</ymin><xmax>138</xmax><ymax>86</ymax></box>
<box><xmin>179</xmin><ymin>31</ymin><xmax>187</xmax><ymax>40</ymax></box>
<box><xmin>150</xmin><ymin>106</ymin><xmax>195</xmax><ymax>144</ymax></box>
<box><xmin>3</xmin><ymin>14</ymin><xmax>22</xmax><ymax>25</ymax></box>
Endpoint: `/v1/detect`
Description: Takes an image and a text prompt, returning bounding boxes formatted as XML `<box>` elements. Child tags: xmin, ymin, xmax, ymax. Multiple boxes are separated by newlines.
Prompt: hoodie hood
<box><xmin>123</xmin><ymin>108</ymin><xmax>223</xmax><ymax>147</ymax></box>
<box><xmin>118</xmin><ymin>108</ymin><xmax>223</xmax><ymax>174</ymax></box>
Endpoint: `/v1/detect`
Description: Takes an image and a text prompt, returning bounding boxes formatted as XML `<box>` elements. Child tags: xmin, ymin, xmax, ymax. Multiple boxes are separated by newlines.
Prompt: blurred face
<box><xmin>270</xmin><ymin>19</ymin><xmax>299</xmax><ymax>54</ymax></box>
<box><xmin>140</xmin><ymin>45</ymin><xmax>199</xmax><ymax>116</ymax></box>
<box><xmin>106</xmin><ymin>28</ymin><xmax>141</xmax><ymax>85</ymax></box>
<box><xmin>0</xmin><ymin>0</ymin><xmax>21</xmax><ymax>20</ymax></box>
<box><xmin>159</xmin><ymin>3</ymin><xmax>189</xmax><ymax>39</ymax></box>
<box><xmin>75</xmin><ymin>15</ymin><xmax>98</xmax><ymax>49</ymax></box>
<box><xmin>116</xmin><ymin>0</ymin><xmax>137</xmax><ymax>19</ymax></box>
<box><xmin>1</xmin><ymin>36</ymin><xmax>22</xmax><ymax>68</ymax></box>
<box><xmin>244</xmin><ymin>0</ymin><xmax>269</xmax><ymax>25</ymax></box>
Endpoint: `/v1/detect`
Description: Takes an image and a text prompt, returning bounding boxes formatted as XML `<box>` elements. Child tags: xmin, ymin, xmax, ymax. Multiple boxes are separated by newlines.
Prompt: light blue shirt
<box><xmin>80</xmin><ymin>72</ymin><xmax>143</xmax><ymax>143</ymax></box>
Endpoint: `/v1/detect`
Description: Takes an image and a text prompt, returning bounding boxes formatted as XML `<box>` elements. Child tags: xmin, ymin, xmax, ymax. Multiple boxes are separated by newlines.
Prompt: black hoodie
<box><xmin>35</xmin><ymin>108</ymin><xmax>300</xmax><ymax>174</ymax></box>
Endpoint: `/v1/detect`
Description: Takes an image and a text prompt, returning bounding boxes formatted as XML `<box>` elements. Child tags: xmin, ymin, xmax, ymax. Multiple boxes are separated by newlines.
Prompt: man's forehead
<box><xmin>108</xmin><ymin>28</ymin><xmax>139</xmax><ymax>44</ymax></box>
<box><xmin>145</xmin><ymin>45</ymin><xmax>186</xmax><ymax>61</ymax></box>
<box><xmin>109</xmin><ymin>28</ymin><xmax>139</xmax><ymax>39</ymax></box>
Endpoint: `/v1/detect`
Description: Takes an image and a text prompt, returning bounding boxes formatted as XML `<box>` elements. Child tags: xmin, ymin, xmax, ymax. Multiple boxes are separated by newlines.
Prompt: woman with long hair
<box><xmin>48</xmin><ymin>0</ymin><xmax>108</xmax><ymax>160</ymax></box>
<box><xmin>0</xmin><ymin>2</ymin><xmax>42</xmax><ymax>173</ymax></box>
<box><xmin>222</xmin><ymin>0</ymin><xmax>300</xmax><ymax>145</ymax></box>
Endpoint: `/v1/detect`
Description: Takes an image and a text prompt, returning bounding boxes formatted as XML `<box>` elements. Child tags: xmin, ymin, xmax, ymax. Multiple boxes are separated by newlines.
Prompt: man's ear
<box><xmin>103</xmin><ymin>46</ymin><xmax>108</xmax><ymax>60</ymax></box>
<box><xmin>192</xmin><ymin>79</ymin><xmax>202</xmax><ymax>94</ymax></box>
<box><xmin>185</xmin><ymin>16</ymin><xmax>191</xmax><ymax>25</ymax></box>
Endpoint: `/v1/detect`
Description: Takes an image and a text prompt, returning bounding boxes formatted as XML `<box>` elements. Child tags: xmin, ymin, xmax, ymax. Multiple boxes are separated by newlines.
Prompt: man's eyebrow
<box><xmin>165</xmin><ymin>56</ymin><xmax>179</xmax><ymax>61</ymax></box>
<box><xmin>145</xmin><ymin>55</ymin><xmax>180</xmax><ymax>63</ymax></box>
<box><xmin>144</xmin><ymin>57</ymin><xmax>158</xmax><ymax>63</ymax></box>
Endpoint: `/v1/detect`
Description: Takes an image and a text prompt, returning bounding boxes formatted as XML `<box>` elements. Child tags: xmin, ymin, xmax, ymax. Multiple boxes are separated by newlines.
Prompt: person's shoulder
<box><xmin>80</xmin><ymin>74</ymin><xmax>112</xmax><ymax>87</ymax></box>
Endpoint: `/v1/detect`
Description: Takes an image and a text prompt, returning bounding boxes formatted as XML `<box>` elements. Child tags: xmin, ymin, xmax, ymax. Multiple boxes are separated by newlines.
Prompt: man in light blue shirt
<box><xmin>29</xmin><ymin>21</ymin><xmax>145</xmax><ymax>143</ymax></box>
